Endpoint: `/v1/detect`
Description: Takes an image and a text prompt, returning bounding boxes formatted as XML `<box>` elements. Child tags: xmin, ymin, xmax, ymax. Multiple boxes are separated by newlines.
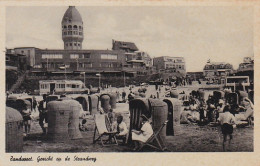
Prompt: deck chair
<box><xmin>137</xmin><ymin>120</ymin><xmax>168</xmax><ymax>152</ymax></box>
<box><xmin>93</xmin><ymin>114</ymin><xmax>118</xmax><ymax>146</ymax></box>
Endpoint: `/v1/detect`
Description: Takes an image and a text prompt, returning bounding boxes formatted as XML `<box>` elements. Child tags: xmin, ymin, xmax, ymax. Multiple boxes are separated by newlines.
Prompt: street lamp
<box><xmin>96</xmin><ymin>73</ymin><xmax>101</xmax><ymax>88</ymax></box>
<box><xmin>81</xmin><ymin>72</ymin><xmax>86</xmax><ymax>87</ymax></box>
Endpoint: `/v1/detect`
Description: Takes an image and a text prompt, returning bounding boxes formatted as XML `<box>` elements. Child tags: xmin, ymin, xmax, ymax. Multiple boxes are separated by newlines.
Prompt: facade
<box><xmin>237</xmin><ymin>57</ymin><xmax>254</xmax><ymax>72</ymax></box>
<box><xmin>153</xmin><ymin>56</ymin><xmax>186</xmax><ymax>75</ymax></box>
<box><xmin>32</xmin><ymin>49</ymin><xmax>126</xmax><ymax>74</ymax></box>
<box><xmin>6</xmin><ymin>52</ymin><xmax>27</xmax><ymax>71</ymax></box>
<box><xmin>7</xmin><ymin>47</ymin><xmax>39</xmax><ymax>67</ymax></box>
<box><xmin>203</xmin><ymin>62</ymin><xmax>233</xmax><ymax>82</ymax></box>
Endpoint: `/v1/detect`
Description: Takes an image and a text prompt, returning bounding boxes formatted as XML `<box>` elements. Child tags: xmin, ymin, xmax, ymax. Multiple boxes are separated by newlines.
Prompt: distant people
<box><xmin>112</xmin><ymin>115</ymin><xmax>128</xmax><ymax>144</ymax></box>
<box><xmin>131</xmin><ymin>114</ymin><xmax>153</xmax><ymax>151</ymax></box>
<box><xmin>38</xmin><ymin>94</ymin><xmax>48</xmax><ymax>134</ymax></box>
<box><xmin>21</xmin><ymin>102</ymin><xmax>32</xmax><ymax>135</ymax></box>
<box><xmin>218</xmin><ymin>105</ymin><xmax>236</xmax><ymax>151</ymax></box>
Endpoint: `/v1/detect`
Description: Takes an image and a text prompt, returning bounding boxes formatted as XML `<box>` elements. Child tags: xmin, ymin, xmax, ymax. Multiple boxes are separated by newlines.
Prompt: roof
<box><xmin>62</xmin><ymin>6</ymin><xmax>82</xmax><ymax>23</ymax></box>
<box><xmin>112</xmin><ymin>40</ymin><xmax>138</xmax><ymax>51</ymax></box>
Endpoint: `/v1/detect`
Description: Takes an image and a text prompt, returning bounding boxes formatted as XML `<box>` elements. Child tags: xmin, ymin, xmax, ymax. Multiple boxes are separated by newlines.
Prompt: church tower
<box><xmin>62</xmin><ymin>6</ymin><xmax>84</xmax><ymax>50</ymax></box>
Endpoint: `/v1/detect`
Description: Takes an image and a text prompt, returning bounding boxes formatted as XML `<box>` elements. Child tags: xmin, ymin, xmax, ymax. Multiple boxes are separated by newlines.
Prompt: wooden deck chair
<box><xmin>137</xmin><ymin>120</ymin><xmax>168</xmax><ymax>152</ymax></box>
<box><xmin>93</xmin><ymin>114</ymin><xmax>118</xmax><ymax>146</ymax></box>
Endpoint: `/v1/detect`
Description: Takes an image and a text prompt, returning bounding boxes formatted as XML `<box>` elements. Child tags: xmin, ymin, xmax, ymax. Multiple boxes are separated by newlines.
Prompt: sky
<box><xmin>6</xmin><ymin>6</ymin><xmax>253</xmax><ymax>72</ymax></box>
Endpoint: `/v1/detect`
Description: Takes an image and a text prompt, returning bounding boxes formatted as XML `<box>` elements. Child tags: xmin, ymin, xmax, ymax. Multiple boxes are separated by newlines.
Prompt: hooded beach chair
<box><xmin>137</xmin><ymin>120</ymin><xmax>168</xmax><ymax>152</ymax></box>
<box><xmin>93</xmin><ymin>114</ymin><xmax>118</xmax><ymax>146</ymax></box>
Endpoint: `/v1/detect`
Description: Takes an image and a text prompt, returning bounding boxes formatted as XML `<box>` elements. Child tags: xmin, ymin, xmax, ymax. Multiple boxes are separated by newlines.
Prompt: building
<box><xmin>62</xmin><ymin>6</ymin><xmax>84</xmax><ymax>50</ymax></box>
<box><xmin>31</xmin><ymin>49</ymin><xmax>127</xmax><ymax>76</ymax></box>
<box><xmin>153</xmin><ymin>56</ymin><xmax>186</xmax><ymax>75</ymax></box>
<box><xmin>6</xmin><ymin>50</ymin><xmax>27</xmax><ymax>71</ymax></box>
<box><xmin>203</xmin><ymin>61</ymin><xmax>233</xmax><ymax>82</ymax></box>
<box><xmin>7</xmin><ymin>47</ymin><xmax>39</xmax><ymax>68</ymax></box>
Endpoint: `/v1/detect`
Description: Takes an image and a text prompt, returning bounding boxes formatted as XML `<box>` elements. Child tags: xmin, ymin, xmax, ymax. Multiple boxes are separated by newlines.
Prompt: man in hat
<box><xmin>131</xmin><ymin>114</ymin><xmax>153</xmax><ymax>151</ymax></box>
<box><xmin>38</xmin><ymin>94</ymin><xmax>48</xmax><ymax>134</ymax></box>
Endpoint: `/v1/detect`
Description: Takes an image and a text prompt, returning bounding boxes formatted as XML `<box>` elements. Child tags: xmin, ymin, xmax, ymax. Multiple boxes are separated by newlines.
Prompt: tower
<box><xmin>62</xmin><ymin>6</ymin><xmax>84</xmax><ymax>50</ymax></box>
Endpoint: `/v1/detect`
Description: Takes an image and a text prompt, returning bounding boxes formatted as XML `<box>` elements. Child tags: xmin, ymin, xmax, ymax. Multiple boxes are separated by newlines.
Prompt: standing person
<box><xmin>38</xmin><ymin>94</ymin><xmax>48</xmax><ymax>134</ymax></box>
<box><xmin>218</xmin><ymin>105</ymin><xmax>236</xmax><ymax>151</ymax></box>
<box><xmin>22</xmin><ymin>101</ymin><xmax>32</xmax><ymax>136</ymax></box>
<box><xmin>122</xmin><ymin>90</ymin><xmax>126</xmax><ymax>102</ymax></box>
<box><xmin>32</xmin><ymin>96</ymin><xmax>38</xmax><ymax>112</ymax></box>
<box><xmin>131</xmin><ymin>114</ymin><xmax>153</xmax><ymax>151</ymax></box>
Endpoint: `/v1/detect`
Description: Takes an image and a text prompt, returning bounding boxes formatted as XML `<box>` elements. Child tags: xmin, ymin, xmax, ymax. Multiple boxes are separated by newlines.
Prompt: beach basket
<box><xmin>170</xmin><ymin>90</ymin><xmax>178</xmax><ymax>98</ymax></box>
<box><xmin>100</xmin><ymin>94</ymin><xmax>111</xmax><ymax>113</ymax></box>
<box><xmin>75</xmin><ymin>95</ymin><xmax>89</xmax><ymax>111</ymax></box>
<box><xmin>6</xmin><ymin>107</ymin><xmax>23</xmax><ymax>152</ymax></box>
<box><xmin>108</xmin><ymin>93</ymin><xmax>117</xmax><ymax>109</ymax></box>
<box><xmin>149</xmin><ymin>99</ymin><xmax>168</xmax><ymax>142</ymax></box>
<box><xmin>47</xmin><ymin>101</ymin><xmax>70</xmax><ymax>142</ymax></box>
<box><xmin>163</xmin><ymin>98</ymin><xmax>182</xmax><ymax>136</ymax></box>
<box><xmin>88</xmin><ymin>95</ymin><xmax>99</xmax><ymax>115</ymax></box>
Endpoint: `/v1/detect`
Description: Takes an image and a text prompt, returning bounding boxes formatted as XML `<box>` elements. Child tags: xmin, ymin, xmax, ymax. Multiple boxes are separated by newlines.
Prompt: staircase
<box><xmin>9</xmin><ymin>70</ymin><xmax>29</xmax><ymax>93</ymax></box>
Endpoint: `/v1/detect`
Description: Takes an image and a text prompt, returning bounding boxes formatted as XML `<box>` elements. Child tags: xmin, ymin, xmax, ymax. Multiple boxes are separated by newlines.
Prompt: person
<box><xmin>218</xmin><ymin>105</ymin><xmax>236</xmax><ymax>151</ymax></box>
<box><xmin>79</xmin><ymin>119</ymin><xmax>88</xmax><ymax>131</ymax></box>
<box><xmin>122</xmin><ymin>90</ymin><xmax>126</xmax><ymax>101</ymax></box>
<box><xmin>38</xmin><ymin>94</ymin><xmax>48</xmax><ymax>134</ymax></box>
<box><xmin>32</xmin><ymin>96</ymin><xmax>38</xmax><ymax>112</ymax></box>
<box><xmin>131</xmin><ymin>114</ymin><xmax>153</xmax><ymax>151</ymax></box>
<box><xmin>112</xmin><ymin>115</ymin><xmax>128</xmax><ymax>144</ymax></box>
<box><xmin>21</xmin><ymin>101</ymin><xmax>32</xmax><ymax>135</ymax></box>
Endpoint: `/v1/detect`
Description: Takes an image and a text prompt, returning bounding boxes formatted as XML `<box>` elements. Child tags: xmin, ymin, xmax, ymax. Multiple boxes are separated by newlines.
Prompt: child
<box><xmin>218</xmin><ymin>105</ymin><xmax>236</xmax><ymax>151</ymax></box>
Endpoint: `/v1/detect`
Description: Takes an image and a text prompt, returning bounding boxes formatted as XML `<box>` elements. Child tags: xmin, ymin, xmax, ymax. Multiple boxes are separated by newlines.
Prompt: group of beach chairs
<box><xmin>93</xmin><ymin>114</ymin><xmax>168</xmax><ymax>151</ymax></box>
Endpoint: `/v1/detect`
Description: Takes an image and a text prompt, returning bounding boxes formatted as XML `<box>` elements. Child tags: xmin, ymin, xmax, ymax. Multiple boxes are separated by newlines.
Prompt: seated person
<box><xmin>131</xmin><ymin>114</ymin><xmax>153</xmax><ymax>151</ymax></box>
<box><xmin>79</xmin><ymin>119</ymin><xmax>88</xmax><ymax>131</ymax></box>
<box><xmin>112</xmin><ymin>115</ymin><xmax>128</xmax><ymax>144</ymax></box>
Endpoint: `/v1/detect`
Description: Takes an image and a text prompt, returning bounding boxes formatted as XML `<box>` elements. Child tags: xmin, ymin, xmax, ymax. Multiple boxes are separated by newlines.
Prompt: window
<box><xmin>73</xmin><ymin>31</ymin><xmax>78</xmax><ymax>35</ymax></box>
<box><xmin>78</xmin><ymin>43</ymin><xmax>80</xmax><ymax>47</ymax></box>
<box><xmin>79</xmin><ymin>26</ymin><xmax>82</xmax><ymax>30</ymax></box>
<box><xmin>101</xmin><ymin>54</ymin><xmax>117</xmax><ymax>60</ymax></box>
<box><xmin>63</xmin><ymin>32</ymin><xmax>67</xmax><ymax>35</ymax></box>
<box><xmin>68</xmin><ymin>25</ymin><xmax>72</xmax><ymax>29</ymax></box>
<box><xmin>84</xmin><ymin>62</ymin><xmax>92</xmax><ymax>68</ymax></box>
<box><xmin>84</xmin><ymin>54</ymin><xmax>90</xmax><ymax>58</ymax></box>
<box><xmin>40</xmin><ymin>84</ymin><xmax>48</xmax><ymax>89</ymax></box>
<box><xmin>73</xmin><ymin>25</ymin><xmax>77</xmax><ymax>29</ymax></box>
<box><xmin>68</xmin><ymin>31</ymin><xmax>72</xmax><ymax>35</ymax></box>
<box><xmin>42</xmin><ymin>54</ymin><xmax>63</xmax><ymax>59</ymax></box>
<box><xmin>70</xmin><ymin>43</ymin><xmax>72</xmax><ymax>46</ymax></box>
<box><xmin>79</xmin><ymin>32</ymin><xmax>82</xmax><ymax>35</ymax></box>
<box><xmin>74</xmin><ymin>43</ymin><xmax>77</xmax><ymax>46</ymax></box>
<box><xmin>70</xmin><ymin>54</ymin><xmax>79</xmax><ymax>59</ymax></box>
<box><xmin>63</xmin><ymin>26</ymin><xmax>67</xmax><ymax>29</ymax></box>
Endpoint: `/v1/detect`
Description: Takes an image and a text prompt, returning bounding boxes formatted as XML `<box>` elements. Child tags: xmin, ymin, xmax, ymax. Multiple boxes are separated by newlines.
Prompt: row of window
<box><xmin>101</xmin><ymin>54</ymin><xmax>118</xmax><ymax>60</ymax></box>
<box><xmin>166</xmin><ymin>64</ymin><xmax>185</xmax><ymax>69</ymax></box>
<box><xmin>63</xmin><ymin>25</ymin><xmax>82</xmax><ymax>30</ymax></box>
<box><xmin>65</xmin><ymin>43</ymin><xmax>81</xmax><ymax>47</ymax></box>
<box><xmin>41</xmin><ymin>54</ymin><xmax>91</xmax><ymax>59</ymax></box>
<box><xmin>63</xmin><ymin>31</ymin><xmax>83</xmax><ymax>35</ymax></box>
<box><xmin>40</xmin><ymin>83</ymin><xmax>80</xmax><ymax>89</ymax></box>
<box><xmin>42</xmin><ymin>54</ymin><xmax>63</xmax><ymax>59</ymax></box>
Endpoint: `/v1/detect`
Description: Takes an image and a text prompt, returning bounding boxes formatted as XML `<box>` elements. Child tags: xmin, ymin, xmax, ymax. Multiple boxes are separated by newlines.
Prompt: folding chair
<box><xmin>137</xmin><ymin>120</ymin><xmax>168</xmax><ymax>152</ymax></box>
<box><xmin>93</xmin><ymin>114</ymin><xmax>118</xmax><ymax>146</ymax></box>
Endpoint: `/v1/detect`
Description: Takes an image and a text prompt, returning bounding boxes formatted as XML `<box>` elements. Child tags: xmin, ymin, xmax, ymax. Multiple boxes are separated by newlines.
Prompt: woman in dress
<box><xmin>131</xmin><ymin>114</ymin><xmax>153</xmax><ymax>151</ymax></box>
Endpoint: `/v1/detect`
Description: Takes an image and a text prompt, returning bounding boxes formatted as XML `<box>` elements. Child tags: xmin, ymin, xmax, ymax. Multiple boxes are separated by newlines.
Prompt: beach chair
<box><xmin>137</xmin><ymin>120</ymin><xmax>168</xmax><ymax>152</ymax></box>
<box><xmin>93</xmin><ymin>114</ymin><xmax>118</xmax><ymax>146</ymax></box>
